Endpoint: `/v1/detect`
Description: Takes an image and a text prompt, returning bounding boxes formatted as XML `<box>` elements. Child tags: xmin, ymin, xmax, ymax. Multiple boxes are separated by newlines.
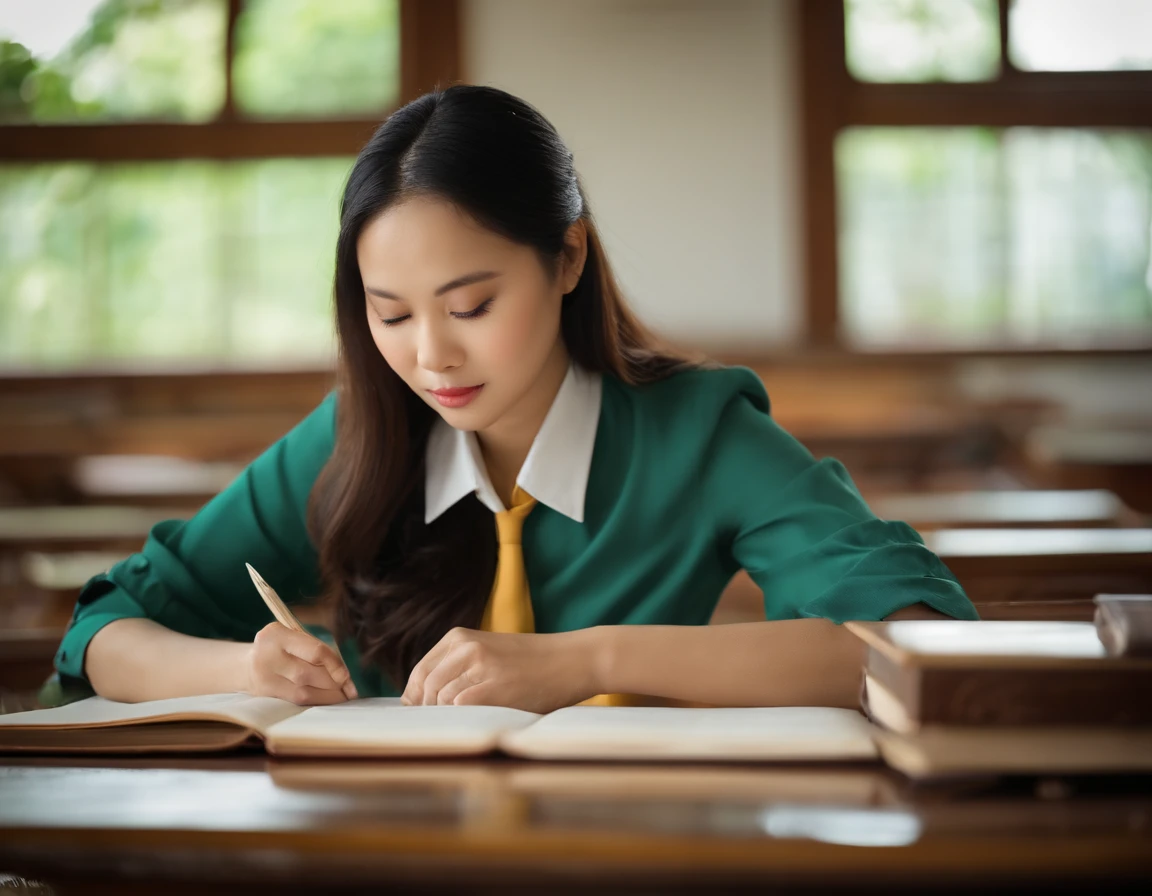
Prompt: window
<box><xmin>1009</xmin><ymin>0</ymin><xmax>1152</xmax><ymax>72</ymax></box>
<box><xmin>0</xmin><ymin>0</ymin><xmax>229</xmax><ymax>124</ymax></box>
<box><xmin>845</xmin><ymin>0</ymin><xmax>1000</xmax><ymax>83</ymax></box>
<box><xmin>0</xmin><ymin>0</ymin><xmax>458</xmax><ymax>367</ymax></box>
<box><xmin>803</xmin><ymin>0</ymin><xmax>1152</xmax><ymax>351</ymax></box>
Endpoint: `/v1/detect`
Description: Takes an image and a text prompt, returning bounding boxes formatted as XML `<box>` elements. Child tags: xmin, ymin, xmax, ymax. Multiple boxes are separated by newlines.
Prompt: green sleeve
<box><xmin>706</xmin><ymin>376</ymin><xmax>978</xmax><ymax>623</ymax></box>
<box><xmin>51</xmin><ymin>392</ymin><xmax>339</xmax><ymax>696</ymax></box>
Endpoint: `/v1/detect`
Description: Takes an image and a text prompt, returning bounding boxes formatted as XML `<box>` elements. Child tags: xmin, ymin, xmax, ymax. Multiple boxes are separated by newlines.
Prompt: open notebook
<box><xmin>6</xmin><ymin>689</ymin><xmax>1152</xmax><ymax>777</ymax></box>
<box><xmin>0</xmin><ymin>693</ymin><xmax>878</xmax><ymax>762</ymax></box>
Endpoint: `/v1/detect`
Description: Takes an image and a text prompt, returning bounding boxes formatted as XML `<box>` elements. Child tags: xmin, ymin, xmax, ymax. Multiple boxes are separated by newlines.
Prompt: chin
<box><xmin>432</xmin><ymin>402</ymin><xmax>495</xmax><ymax>432</ymax></box>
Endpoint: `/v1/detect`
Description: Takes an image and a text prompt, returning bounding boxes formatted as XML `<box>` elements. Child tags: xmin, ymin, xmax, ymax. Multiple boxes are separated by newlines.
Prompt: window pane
<box><xmin>0</xmin><ymin>159</ymin><xmax>350</xmax><ymax>366</ymax></box>
<box><xmin>233</xmin><ymin>0</ymin><xmax>400</xmax><ymax>119</ymax></box>
<box><xmin>844</xmin><ymin>0</ymin><xmax>1000</xmax><ymax>83</ymax></box>
<box><xmin>1010</xmin><ymin>0</ymin><xmax>1152</xmax><ymax>72</ymax></box>
<box><xmin>837</xmin><ymin>128</ymin><xmax>1152</xmax><ymax>348</ymax></box>
<box><xmin>0</xmin><ymin>0</ymin><xmax>226</xmax><ymax>124</ymax></box>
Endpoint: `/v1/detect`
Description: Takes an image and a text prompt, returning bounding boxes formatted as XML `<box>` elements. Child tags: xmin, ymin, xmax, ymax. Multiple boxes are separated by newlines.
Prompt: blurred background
<box><xmin>1</xmin><ymin>0</ymin><xmax>1151</xmax><ymax>702</ymax></box>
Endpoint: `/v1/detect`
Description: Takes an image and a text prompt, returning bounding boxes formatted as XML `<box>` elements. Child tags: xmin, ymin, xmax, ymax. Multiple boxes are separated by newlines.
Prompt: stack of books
<box><xmin>847</xmin><ymin>619</ymin><xmax>1152</xmax><ymax>777</ymax></box>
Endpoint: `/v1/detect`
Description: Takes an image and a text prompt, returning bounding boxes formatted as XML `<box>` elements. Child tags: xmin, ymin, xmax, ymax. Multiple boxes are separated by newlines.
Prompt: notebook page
<box><xmin>264</xmin><ymin>698</ymin><xmax>542</xmax><ymax>757</ymax></box>
<box><xmin>0</xmin><ymin>693</ymin><xmax>306</xmax><ymax>734</ymax></box>
<box><xmin>499</xmin><ymin>706</ymin><xmax>878</xmax><ymax>761</ymax></box>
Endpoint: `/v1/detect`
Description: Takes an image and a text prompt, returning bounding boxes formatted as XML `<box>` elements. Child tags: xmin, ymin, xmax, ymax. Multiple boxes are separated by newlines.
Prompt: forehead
<box><xmin>357</xmin><ymin>197</ymin><xmax>521</xmax><ymax>274</ymax></box>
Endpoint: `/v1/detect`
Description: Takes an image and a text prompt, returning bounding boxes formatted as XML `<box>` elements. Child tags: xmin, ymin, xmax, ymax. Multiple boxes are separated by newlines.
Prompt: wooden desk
<box><xmin>0</xmin><ymin>506</ymin><xmax>184</xmax><ymax>631</ymax></box>
<box><xmin>0</xmin><ymin>505</ymin><xmax>185</xmax><ymax>553</ymax></box>
<box><xmin>926</xmin><ymin>528</ymin><xmax>1152</xmax><ymax>621</ymax></box>
<box><xmin>790</xmin><ymin>416</ymin><xmax>1007</xmax><ymax>491</ymax></box>
<box><xmin>1025</xmin><ymin>424</ymin><xmax>1152</xmax><ymax>514</ymax></box>
<box><xmin>711</xmin><ymin>528</ymin><xmax>1152</xmax><ymax>625</ymax></box>
<box><xmin>873</xmin><ymin>489</ymin><xmax>1139</xmax><ymax>531</ymax></box>
<box><xmin>1</xmin><ymin>755</ymin><xmax>1149</xmax><ymax>893</ymax></box>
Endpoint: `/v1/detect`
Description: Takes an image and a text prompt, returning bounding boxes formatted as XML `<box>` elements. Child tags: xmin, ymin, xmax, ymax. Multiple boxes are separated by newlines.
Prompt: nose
<box><xmin>415</xmin><ymin>316</ymin><xmax>464</xmax><ymax>373</ymax></box>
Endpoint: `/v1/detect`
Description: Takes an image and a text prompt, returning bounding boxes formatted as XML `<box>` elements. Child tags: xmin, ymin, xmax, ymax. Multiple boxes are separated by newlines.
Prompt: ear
<box><xmin>559</xmin><ymin>219</ymin><xmax>588</xmax><ymax>295</ymax></box>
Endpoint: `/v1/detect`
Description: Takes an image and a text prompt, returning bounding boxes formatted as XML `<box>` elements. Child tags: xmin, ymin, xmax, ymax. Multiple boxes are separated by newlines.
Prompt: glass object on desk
<box><xmin>844</xmin><ymin>0</ymin><xmax>1000</xmax><ymax>82</ymax></box>
<box><xmin>0</xmin><ymin>0</ymin><xmax>226</xmax><ymax>123</ymax></box>
<box><xmin>837</xmin><ymin>126</ymin><xmax>1152</xmax><ymax>349</ymax></box>
<box><xmin>1010</xmin><ymin>0</ymin><xmax>1152</xmax><ymax>72</ymax></box>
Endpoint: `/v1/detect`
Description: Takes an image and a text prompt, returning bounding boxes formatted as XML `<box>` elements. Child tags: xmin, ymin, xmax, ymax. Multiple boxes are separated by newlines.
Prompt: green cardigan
<box><xmin>46</xmin><ymin>365</ymin><xmax>976</xmax><ymax>704</ymax></box>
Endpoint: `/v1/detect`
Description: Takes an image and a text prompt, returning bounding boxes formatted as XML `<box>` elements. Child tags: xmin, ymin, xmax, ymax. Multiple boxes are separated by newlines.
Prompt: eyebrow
<box><xmin>364</xmin><ymin>270</ymin><xmax>501</xmax><ymax>302</ymax></box>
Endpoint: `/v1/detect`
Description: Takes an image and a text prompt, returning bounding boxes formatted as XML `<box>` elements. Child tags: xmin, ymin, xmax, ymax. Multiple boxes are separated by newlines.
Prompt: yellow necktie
<box><xmin>481</xmin><ymin>484</ymin><xmax>538</xmax><ymax>633</ymax></box>
<box><xmin>480</xmin><ymin>484</ymin><xmax>641</xmax><ymax>707</ymax></box>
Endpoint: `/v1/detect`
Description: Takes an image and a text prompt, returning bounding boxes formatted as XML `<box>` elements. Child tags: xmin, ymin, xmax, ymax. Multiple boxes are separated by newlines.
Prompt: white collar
<box><xmin>424</xmin><ymin>362</ymin><xmax>603</xmax><ymax>524</ymax></box>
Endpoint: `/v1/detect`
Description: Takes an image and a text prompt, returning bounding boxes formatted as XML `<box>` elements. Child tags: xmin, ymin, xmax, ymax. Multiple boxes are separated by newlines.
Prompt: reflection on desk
<box><xmin>0</xmin><ymin>755</ymin><xmax>1150</xmax><ymax>892</ymax></box>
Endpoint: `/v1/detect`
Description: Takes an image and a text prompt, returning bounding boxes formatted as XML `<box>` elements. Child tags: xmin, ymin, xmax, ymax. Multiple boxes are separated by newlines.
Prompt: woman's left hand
<box><xmin>400</xmin><ymin>627</ymin><xmax>601</xmax><ymax>711</ymax></box>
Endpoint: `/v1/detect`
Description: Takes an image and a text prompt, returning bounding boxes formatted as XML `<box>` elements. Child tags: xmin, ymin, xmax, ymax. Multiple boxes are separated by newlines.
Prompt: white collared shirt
<box><xmin>424</xmin><ymin>362</ymin><xmax>603</xmax><ymax>524</ymax></box>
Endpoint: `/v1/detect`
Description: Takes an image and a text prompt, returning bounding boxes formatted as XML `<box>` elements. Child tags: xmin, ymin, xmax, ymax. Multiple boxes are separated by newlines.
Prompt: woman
<box><xmin>54</xmin><ymin>85</ymin><xmax>976</xmax><ymax>713</ymax></box>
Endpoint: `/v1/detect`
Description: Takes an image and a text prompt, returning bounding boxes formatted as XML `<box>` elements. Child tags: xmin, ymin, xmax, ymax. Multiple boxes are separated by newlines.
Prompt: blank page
<box><xmin>264</xmin><ymin>698</ymin><xmax>543</xmax><ymax>757</ymax></box>
<box><xmin>499</xmin><ymin>706</ymin><xmax>878</xmax><ymax>761</ymax></box>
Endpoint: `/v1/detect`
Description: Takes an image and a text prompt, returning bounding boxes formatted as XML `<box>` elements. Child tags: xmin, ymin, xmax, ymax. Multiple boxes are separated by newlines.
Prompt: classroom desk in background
<box><xmin>924</xmin><ymin>528</ymin><xmax>1152</xmax><ymax>621</ymax></box>
<box><xmin>0</xmin><ymin>754</ymin><xmax>1149</xmax><ymax>894</ymax></box>
<box><xmin>710</xmin><ymin>527</ymin><xmax>1152</xmax><ymax>625</ymax></box>
<box><xmin>0</xmin><ymin>505</ymin><xmax>186</xmax><ymax>554</ymax></box>
<box><xmin>1025</xmin><ymin>424</ymin><xmax>1152</xmax><ymax>515</ymax></box>
<box><xmin>872</xmin><ymin>489</ymin><xmax>1141</xmax><ymax>531</ymax></box>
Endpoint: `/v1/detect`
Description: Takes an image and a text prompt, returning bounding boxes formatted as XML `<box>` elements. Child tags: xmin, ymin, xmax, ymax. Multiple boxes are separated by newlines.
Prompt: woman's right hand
<box><xmin>243</xmin><ymin>622</ymin><xmax>359</xmax><ymax>704</ymax></box>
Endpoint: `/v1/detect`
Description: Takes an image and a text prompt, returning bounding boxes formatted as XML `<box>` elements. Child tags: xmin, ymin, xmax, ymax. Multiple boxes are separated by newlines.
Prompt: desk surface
<box><xmin>1</xmin><ymin>755</ymin><xmax>1150</xmax><ymax>893</ymax></box>
<box><xmin>874</xmin><ymin>489</ymin><xmax>1133</xmax><ymax>530</ymax></box>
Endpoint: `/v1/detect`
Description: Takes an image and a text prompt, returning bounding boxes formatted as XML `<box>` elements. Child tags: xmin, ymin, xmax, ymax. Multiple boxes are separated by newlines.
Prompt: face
<box><xmin>358</xmin><ymin>196</ymin><xmax>585</xmax><ymax>435</ymax></box>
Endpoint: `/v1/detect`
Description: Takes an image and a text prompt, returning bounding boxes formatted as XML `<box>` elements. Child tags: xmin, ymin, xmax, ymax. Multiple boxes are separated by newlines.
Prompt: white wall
<box><xmin>462</xmin><ymin>0</ymin><xmax>801</xmax><ymax>350</ymax></box>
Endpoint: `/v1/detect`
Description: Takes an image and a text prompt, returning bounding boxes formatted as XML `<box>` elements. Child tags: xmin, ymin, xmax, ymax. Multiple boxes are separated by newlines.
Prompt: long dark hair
<box><xmin>307</xmin><ymin>84</ymin><xmax>708</xmax><ymax>689</ymax></box>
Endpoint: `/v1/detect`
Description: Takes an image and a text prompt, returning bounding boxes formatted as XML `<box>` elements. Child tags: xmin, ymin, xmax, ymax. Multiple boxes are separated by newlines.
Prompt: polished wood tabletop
<box><xmin>1</xmin><ymin>753</ymin><xmax>1150</xmax><ymax>894</ymax></box>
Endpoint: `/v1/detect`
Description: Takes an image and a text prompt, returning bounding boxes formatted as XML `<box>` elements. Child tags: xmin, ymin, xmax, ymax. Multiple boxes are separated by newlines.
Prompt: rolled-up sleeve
<box><xmin>706</xmin><ymin>382</ymin><xmax>978</xmax><ymax>623</ymax></box>
<box><xmin>53</xmin><ymin>391</ymin><xmax>338</xmax><ymax>689</ymax></box>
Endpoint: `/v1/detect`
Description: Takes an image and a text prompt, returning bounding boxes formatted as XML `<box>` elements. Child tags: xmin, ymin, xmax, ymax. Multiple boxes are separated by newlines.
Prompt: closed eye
<box><xmin>379</xmin><ymin>297</ymin><xmax>495</xmax><ymax>328</ymax></box>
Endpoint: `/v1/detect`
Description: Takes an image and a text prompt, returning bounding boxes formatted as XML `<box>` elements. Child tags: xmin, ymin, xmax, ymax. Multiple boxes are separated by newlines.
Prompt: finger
<box><xmin>434</xmin><ymin>668</ymin><xmax>478</xmax><ymax>706</ymax></box>
<box><xmin>274</xmin><ymin>678</ymin><xmax>353</xmax><ymax>706</ymax></box>
<box><xmin>420</xmin><ymin>648</ymin><xmax>475</xmax><ymax>705</ymax></box>
<box><xmin>270</xmin><ymin>651</ymin><xmax>346</xmax><ymax>691</ymax></box>
<box><xmin>402</xmin><ymin>636</ymin><xmax>457</xmax><ymax>703</ymax></box>
<box><xmin>402</xmin><ymin>629</ymin><xmax>465</xmax><ymax>704</ymax></box>
<box><xmin>451</xmin><ymin>683</ymin><xmax>499</xmax><ymax>707</ymax></box>
<box><xmin>282</xmin><ymin>631</ymin><xmax>353</xmax><ymax>687</ymax></box>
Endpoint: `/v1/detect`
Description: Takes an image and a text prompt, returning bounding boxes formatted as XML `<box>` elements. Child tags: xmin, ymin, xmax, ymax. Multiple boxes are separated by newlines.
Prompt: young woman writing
<box><xmin>58</xmin><ymin>85</ymin><xmax>977</xmax><ymax>713</ymax></box>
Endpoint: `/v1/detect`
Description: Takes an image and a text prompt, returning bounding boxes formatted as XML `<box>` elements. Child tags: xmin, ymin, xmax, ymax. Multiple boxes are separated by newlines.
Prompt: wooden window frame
<box><xmin>800</xmin><ymin>0</ymin><xmax>1152</xmax><ymax>356</ymax></box>
<box><xmin>0</xmin><ymin>0</ymin><xmax>460</xmax><ymax>161</ymax></box>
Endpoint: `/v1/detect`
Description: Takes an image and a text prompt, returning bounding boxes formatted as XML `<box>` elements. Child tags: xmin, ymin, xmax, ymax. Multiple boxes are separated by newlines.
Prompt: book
<box><xmin>0</xmin><ymin>693</ymin><xmax>879</xmax><ymax>763</ymax></box>
<box><xmin>5</xmin><ymin>688</ymin><xmax>1152</xmax><ymax>778</ymax></box>
<box><xmin>266</xmin><ymin>760</ymin><xmax>900</xmax><ymax>807</ymax></box>
<box><xmin>871</xmin><ymin>723</ymin><xmax>1152</xmax><ymax>778</ymax></box>
<box><xmin>1094</xmin><ymin>594</ymin><xmax>1152</xmax><ymax>657</ymax></box>
<box><xmin>847</xmin><ymin>620</ymin><xmax>1152</xmax><ymax>732</ymax></box>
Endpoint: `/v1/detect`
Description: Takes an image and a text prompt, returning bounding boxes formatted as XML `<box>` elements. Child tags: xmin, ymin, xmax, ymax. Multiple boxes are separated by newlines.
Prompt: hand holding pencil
<box><xmin>242</xmin><ymin>562</ymin><xmax>358</xmax><ymax>704</ymax></box>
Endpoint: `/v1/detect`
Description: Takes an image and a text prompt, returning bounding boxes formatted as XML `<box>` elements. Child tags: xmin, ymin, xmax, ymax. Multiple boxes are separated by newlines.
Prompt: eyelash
<box><xmin>379</xmin><ymin>298</ymin><xmax>495</xmax><ymax>328</ymax></box>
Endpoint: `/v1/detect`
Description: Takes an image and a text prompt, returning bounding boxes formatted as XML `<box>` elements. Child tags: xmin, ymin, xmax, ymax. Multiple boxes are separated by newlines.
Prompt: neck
<box><xmin>477</xmin><ymin>338</ymin><xmax>570</xmax><ymax>507</ymax></box>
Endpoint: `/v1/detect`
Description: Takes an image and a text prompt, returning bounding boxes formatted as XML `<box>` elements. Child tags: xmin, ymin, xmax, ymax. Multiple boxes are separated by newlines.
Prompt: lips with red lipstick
<box><xmin>428</xmin><ymin>384</ymin><xmax>484</xmax><ymax>408</ymax></box>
